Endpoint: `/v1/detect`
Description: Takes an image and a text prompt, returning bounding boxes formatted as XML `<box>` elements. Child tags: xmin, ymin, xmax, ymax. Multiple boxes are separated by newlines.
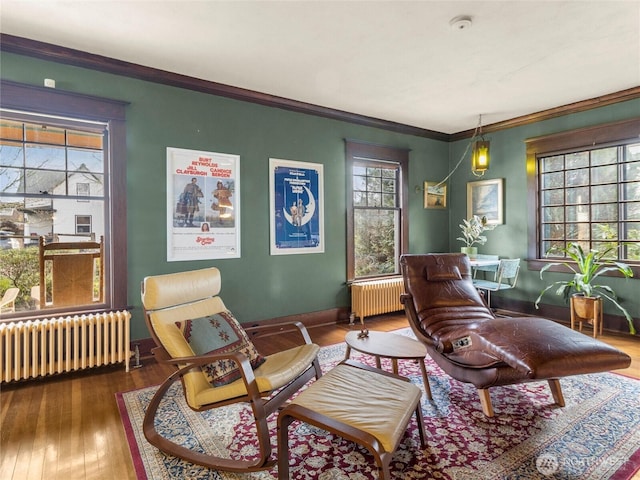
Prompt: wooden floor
<box><xmin>1</xmin><ymin>313</ymin><xmax>638</xmax><ymax>480</ymax></box>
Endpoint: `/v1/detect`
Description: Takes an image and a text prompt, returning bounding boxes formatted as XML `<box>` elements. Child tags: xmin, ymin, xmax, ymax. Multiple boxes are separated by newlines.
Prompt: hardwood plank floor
<box><xmin>1</xmin><ymin>313</ymin><xmax>638</xmax><ymax>480</ymax></box>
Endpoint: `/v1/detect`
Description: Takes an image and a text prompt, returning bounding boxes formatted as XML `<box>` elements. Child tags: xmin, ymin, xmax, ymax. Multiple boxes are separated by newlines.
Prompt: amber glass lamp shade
<box><xmin>471</xmin><ymin>140</ymin><xmax>490</xmax><ymax>173</ymax></box>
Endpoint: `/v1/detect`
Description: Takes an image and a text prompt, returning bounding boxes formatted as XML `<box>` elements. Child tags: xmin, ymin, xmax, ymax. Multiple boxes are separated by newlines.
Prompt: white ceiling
<box><xmin>1</xmin><ymin>1</ymin><xmax>639</xmax><ymax>134</ymax></box>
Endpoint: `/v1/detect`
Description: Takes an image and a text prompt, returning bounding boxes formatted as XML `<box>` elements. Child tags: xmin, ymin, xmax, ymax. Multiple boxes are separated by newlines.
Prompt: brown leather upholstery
<box><xmin>400</xmin><ymin>253</ymin><xmax>632</xmax><ymax>416</ymax></box>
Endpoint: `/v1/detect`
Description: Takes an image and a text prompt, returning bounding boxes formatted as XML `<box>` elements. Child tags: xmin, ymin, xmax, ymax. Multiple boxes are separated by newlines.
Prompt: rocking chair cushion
<box><xmin>176</xmin><ymin>310</ymin><xmax>266</xmax><ymax>386</ymax></box>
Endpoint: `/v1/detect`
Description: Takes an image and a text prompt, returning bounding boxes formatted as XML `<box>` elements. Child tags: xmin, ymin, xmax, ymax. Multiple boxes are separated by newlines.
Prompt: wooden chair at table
<box><xmin>140</xmin><ymin>266</ymin><xmax>322</xmax><ymax>472</ymax></box>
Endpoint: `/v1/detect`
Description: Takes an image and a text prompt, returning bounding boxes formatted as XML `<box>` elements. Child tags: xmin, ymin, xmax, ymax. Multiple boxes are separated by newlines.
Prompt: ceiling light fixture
<box><xmin>415</xmin><ymin>114</ymin><xmax>490</xmax><ymax>193</ymax></box>
<box><xmin>471</xmin><ymin>114</ymin><xmax>490</xmax><ymax>177</ymax></box>
<box><xmin>450</xmin><ymin>15</ymin><xmax>472</xmax><ymax>31</ymax></box>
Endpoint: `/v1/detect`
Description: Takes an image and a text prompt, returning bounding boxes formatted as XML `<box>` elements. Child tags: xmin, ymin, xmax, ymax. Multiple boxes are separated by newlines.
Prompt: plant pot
<box><xmin>570</xmin><ymin>294</ymin><xmax>604</xmax><ymax>337</ymax></box>
<box><xmin>571</xmin><ymin>295</ymin><xmax>600</xmax><ymax>323</ymax></box>
<box><xmin>461</xmin><ymin>247</ymin><xmax>478</xmax><ymax>259</ymax></box>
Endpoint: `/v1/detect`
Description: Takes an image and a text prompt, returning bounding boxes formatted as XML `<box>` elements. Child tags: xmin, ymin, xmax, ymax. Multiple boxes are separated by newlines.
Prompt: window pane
<box><xmin>541</xmin><ymin>155</ymin><xmax>564</xmax><ymax>172</ymax></box>
<box><xmin>622</xmin><ymin>222</ymin><xmax>640</xmax><ymax>240</ymax></box>
<box><xmin>0</xmin><ymin>120</ymin><xmax>23</xmax><ymax>141</ymax></box>
<box><xmin>543</xmin><ymin>189</ymin><xmax>564</xmax><ymax>206</ymax></box>
<box><xmin>25</xmin><ymin>144</ymin><xmax>65</xmax><ymax>170</ymax></box>
<box><xmin>592</xmin><ymin>203</ymin><xmax>617</xmax><ymax>222</ymax></box>
<box><xmin>353</xmin><ymin>175</ymin><xmax>366</xmax><ymax>192</ymax></box>
<box><xmin>566</xmin><ymin>187</ymin><xmax>589</xmax><ymax>204</ymax></box>
<box><xmin>382</xmin><ymin>178</ymin><xmax>395</xmax><ymax>194</ymax></box>
<box><xmin>67</xmin><ymin>130</ymin><xmax>103</xmax><ymax>149</ymax></box>
<box><xmin>591</xmin><ymin>184</ymin><xmax>617</xmax><ymax>203</ymax></box>
<box><xmin>0</xmin><ymin>168</ymin><xmax>24</xmax><ymax>194</ymax></box>
<box><xmin>623</xmin><ymin>160</ymin><xmax>640</xmax><ymax>179</ymax></box>
<box><xmin>591</xmin><ymin>146</ymin><xmax>617</xmax><ymax>166</ymax></box>
<box><xmin>624</xmin><ymin>202</ymin><xmax>640</xmax><ymax>221</ymax></box>
<box><xmin>565</xmin><ymin>205</ymin><xmax>589</xmax><ymax>222</ymax></box>
<box><xmin>566</xmin><ymin>151</ymin><xmax>588</xmax><ymax>169</ymax></box>
<box><xmin>566</xmin><ymin>223</ymin><xmax>589</xmax><ymax>240</ymax></box>
<box><xmin>622</xmin><ymin>181</ymin><xmax>640</xmax><ymax>201</ymax></box>
<box><xmin>367</xmin><ymin>192</ymin><xmax>381</xmax><ymax>207</ymax></box>
<box><xmin>25</xmin><ymin>124</ymin><xmax>65</xmax><ymax>144</ymax></box>
<box><xmin>382</xmin><ymin>193</ymin><xmax>396</xmax><ymax>208</ymax></box>
<box><xmin>353</xmin><ymin>191</ymin><xmax>366</xmax><ymax>207</ymax></box>
<box><xmin>626</xmin><ymin>244</ymin><xmax>640</xmax><ymax>261</ymax></box>
<box><xmin>354</xmin><ymin>209</ymin><xmax>399</xmax><ymax>277</ymax></box>
<box><xmin>541</xmin><ymin>171</ymin><xmax>563</xmax><ymax>189</ymax></box>
<box><xmin>68</xmin><ymin>173</ymin><xmax>104</xmax><ymax>197</ymax></box>
<box><xmin>542</xmin><ymin>206</ymin><xmax>564</xmax><ymax>222</ymax></box>
<box><xmin>68</xmin><ymin>148</ymin><xmax>104</xmax><ymax>173</ymax></box>
<box><xmin>627</xmin><ymin>143</ymin><xmax>640</xmax><ymax>161</ymax></box>
<box><xmin>25</xmin><ymin>169</ymin><xmax>65</xmax><ymax>195</ymax></box>
<box><xmin>592</xmin><ymin>242</ymin><xmax>618</xmax><ymax>259</ymax></box>
<box><xmin>541</xmin><ymin>222</ymin><xmax>563</xmax><ymax>240</ymax></box>
<box><xmin>543</xmin><ymin>240</ymin><xmax>565</xmax><ymax>255</ymax></box>
<box><xmin>0</xmin><ymin>141</ymin><xmax>24</xmax><ymax>167</ymax></box>
<box><xmin>591</xmin><ymin>165</ymin><xmax>617</xmax><ymax>184</ymax></box>
<box><xmin>566</xmin><ymin>168</ymin><xmax>588</xmax><ymax>187</ymax></box>
<box><xmin>593</xmin><ymin>223</ymin><xmax>618</xmax><ymax>240</ymax></box>
<box><xmin>367</xmin><ymin>176</ymin><xmax>381</xmax><ymax>193</ymax></box>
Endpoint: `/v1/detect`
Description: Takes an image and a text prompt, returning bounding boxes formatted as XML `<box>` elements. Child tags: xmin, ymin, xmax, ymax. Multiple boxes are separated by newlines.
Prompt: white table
<box><xmin>469</xmin><ymin>258</ymin><xmax>500</xmax><ymax>268</ymax></box>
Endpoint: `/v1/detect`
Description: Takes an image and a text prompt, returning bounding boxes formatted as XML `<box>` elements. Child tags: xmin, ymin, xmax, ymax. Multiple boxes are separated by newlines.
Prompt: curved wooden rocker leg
<box><xmin>142</xmin><ymin>365</ymin><xmax>276</xmax><ymax>472</ymax></box>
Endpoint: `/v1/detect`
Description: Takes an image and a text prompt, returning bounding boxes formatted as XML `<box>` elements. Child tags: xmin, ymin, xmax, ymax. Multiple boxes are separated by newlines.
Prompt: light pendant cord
<box><xmin>433</xmin><ymin>116</ymin><xmax>482</xmax><ymax>188</ymax></box>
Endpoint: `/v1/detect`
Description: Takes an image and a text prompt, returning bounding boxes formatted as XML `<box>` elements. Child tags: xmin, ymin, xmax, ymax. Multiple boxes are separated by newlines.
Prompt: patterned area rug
<box><xmin>117</xmin><ymin>329</ymin><xmax>640</xmax><ymax>479</ymax></box>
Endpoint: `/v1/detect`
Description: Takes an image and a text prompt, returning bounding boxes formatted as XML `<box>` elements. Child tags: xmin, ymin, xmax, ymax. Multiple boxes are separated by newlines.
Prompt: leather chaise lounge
<box><xmin>400</xmin><ymin>253</ymin><xmax>632</xmax><ymax>417</ymax></box>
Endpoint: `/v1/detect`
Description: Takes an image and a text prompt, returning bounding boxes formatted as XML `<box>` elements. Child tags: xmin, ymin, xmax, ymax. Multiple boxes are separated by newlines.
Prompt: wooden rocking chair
<box><xmin>140</xmin><ymin>267</ymin><xmax>322</xmax><ymax>472</ymax></box>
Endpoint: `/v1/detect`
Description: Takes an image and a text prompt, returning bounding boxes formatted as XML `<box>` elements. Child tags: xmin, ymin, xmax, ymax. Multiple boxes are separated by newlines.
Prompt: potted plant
<box><xmin>534</xmin><ymin>242</ymin><xmax>635</xmax><ymax>334</ymax></box>
<box><xmin>457</xmin><ymin>215</ymin><xmax>495</xmax><ymax>259</ymax></box>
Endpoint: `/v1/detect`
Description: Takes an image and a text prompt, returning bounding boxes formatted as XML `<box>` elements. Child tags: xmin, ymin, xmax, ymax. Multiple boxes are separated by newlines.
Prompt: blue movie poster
<box><xmin>270</xmin><ymin>159</ymin><xmax>324</xmax><ymax>255</ymax></box>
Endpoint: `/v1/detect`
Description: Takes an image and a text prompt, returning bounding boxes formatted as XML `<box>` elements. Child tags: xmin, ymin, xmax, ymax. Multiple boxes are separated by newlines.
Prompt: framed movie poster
<box><xmin>269</xmin><ymin>158</ymin><xmax>324</xmax><ymax>255</ymax></box>
<box><xmin>467</xmin><ymin>178</ymin><xmax>504</xmax><ymax>225</ymax></box>
<box><xmin>167</xmin><ymin>147</ymin><xmax>240</xmax><ymax>261</ymax></box>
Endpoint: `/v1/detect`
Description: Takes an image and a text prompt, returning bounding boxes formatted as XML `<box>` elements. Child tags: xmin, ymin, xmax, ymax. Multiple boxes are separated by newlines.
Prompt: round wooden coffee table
<box><xmin>344</xmin><ymin>330</ymin><xmax>432</xmax><ymax>399</ymax></box>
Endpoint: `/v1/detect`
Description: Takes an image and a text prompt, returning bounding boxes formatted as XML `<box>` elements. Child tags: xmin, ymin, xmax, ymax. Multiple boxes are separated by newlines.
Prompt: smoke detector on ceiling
<box><xmin>450</xmin><ymin>15</ymin><xmax>473</xmax><ymax>30</ymax></box>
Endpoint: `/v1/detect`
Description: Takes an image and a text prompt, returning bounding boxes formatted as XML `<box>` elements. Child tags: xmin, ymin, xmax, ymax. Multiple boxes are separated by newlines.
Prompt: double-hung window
<box><xmin>527</xmin><ymin>118</ymin><xmax>640</xmax><ymax>268</ymax></box>
<box><xmin>345</xmin><ymin>140</ymin><xmax>408</xmax><ymax>281</ymax></box>
<box><xmin>0</xmin><ymin>81</ymin><xmax>128</xmax><ymax>319</ymax></box>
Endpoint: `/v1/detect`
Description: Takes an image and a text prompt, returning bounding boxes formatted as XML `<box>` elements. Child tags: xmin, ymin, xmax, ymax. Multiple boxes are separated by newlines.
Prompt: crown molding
<box><xmin>0</xmin><ymin>34</ymin><xmax>449</xmax><ymax>141</ymax></box>
<box><xmin>2</xmin><ymin>33</ymin><xmax>638</xmax><ymax>142</ymax></box>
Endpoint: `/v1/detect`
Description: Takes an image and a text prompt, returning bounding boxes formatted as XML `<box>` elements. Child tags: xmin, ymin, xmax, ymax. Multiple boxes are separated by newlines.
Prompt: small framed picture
<box><xmin>467</xmin><ymin>178</ymin><xmax>504</xmax><ymax>225</ymax></box>
<box><xmin>423</xmin><ymin>181</ymin><xmax>446</xmax><ymax>209</ymax></box>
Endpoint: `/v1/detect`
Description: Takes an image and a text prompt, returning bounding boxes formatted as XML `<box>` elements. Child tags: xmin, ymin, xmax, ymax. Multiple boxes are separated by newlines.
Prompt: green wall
<box><xmin>2</xmin><ymin>52</ymin><xmax>638</xmax><ymax>338</ymax></box>
<box><xmin>1</xmin><ymin>53</ymin><xmax>450</xmax><ymax>340</ymax></box>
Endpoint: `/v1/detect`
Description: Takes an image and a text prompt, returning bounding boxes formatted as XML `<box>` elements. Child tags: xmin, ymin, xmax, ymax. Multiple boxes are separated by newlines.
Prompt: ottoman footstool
<box><xmin>277</xmin><ymin>359</ymin><xmax>426</xmax><ymax>479</ymax></box>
